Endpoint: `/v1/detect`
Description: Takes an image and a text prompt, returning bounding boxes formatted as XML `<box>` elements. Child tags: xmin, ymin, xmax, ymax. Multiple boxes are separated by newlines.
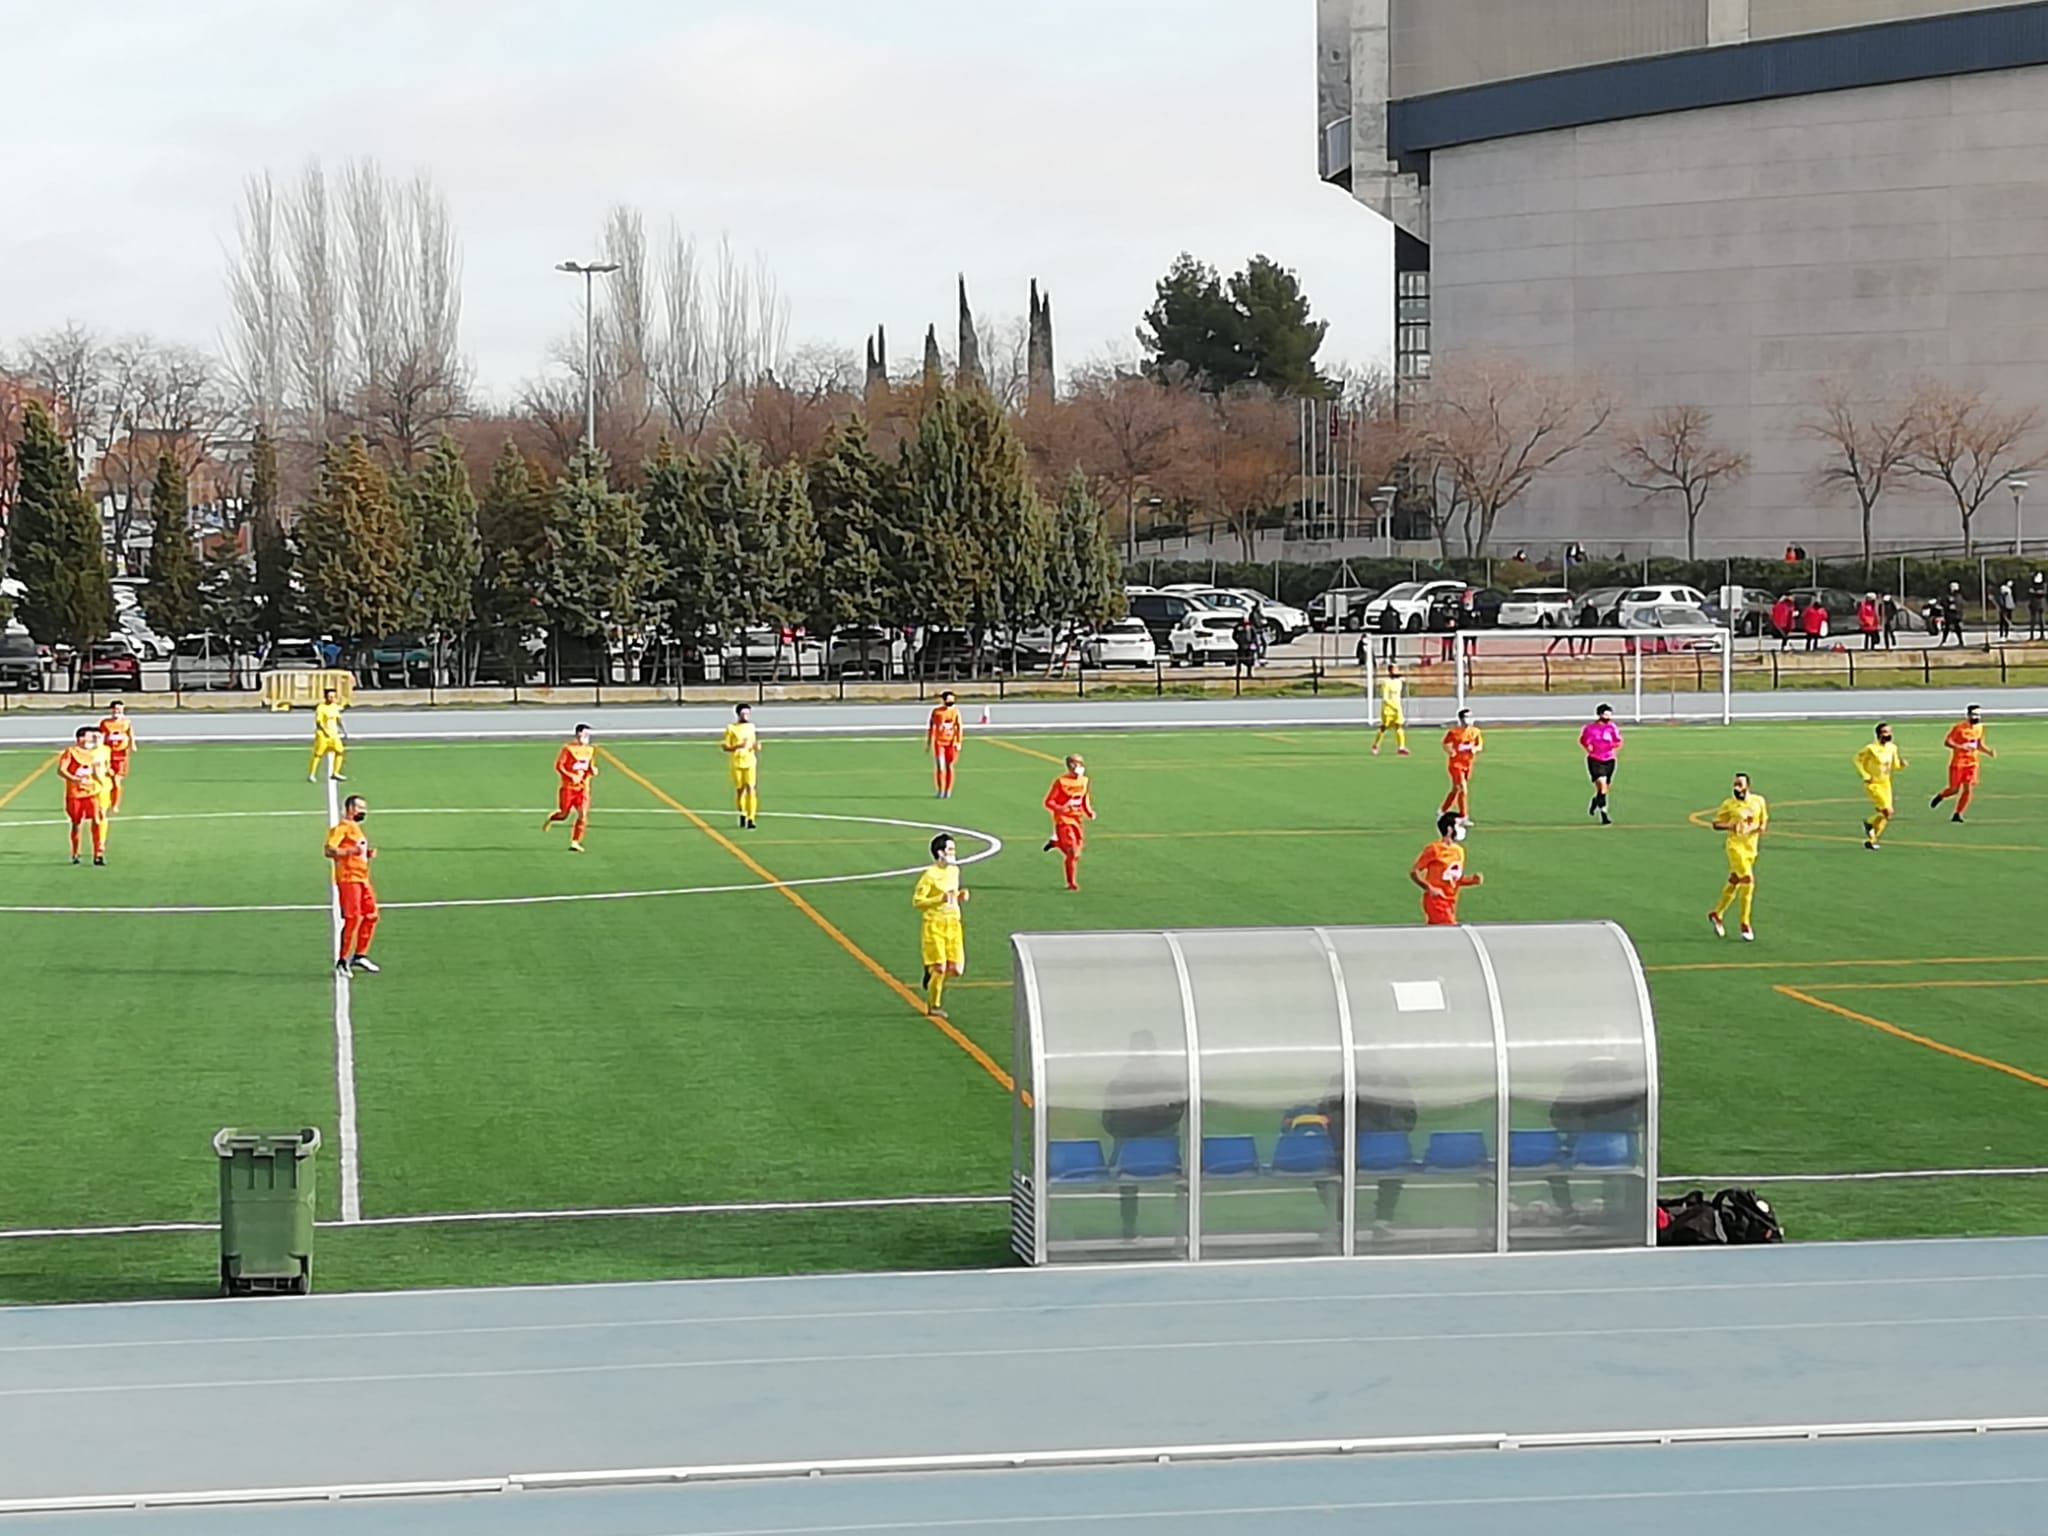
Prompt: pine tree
<box><xmin>142</xmin><ymin>453</ymin><xmax>204</xmax><ymax>641</ymax></box>
<box><xmin>198</xmin><ymin>543</ymin><xmax>261</xmax><ymax>647</ymax></box>
<box><xmin>705</xmin><ymin>435</ymin><xmax>779</xmax><ymax>628</ymax></box>
<box><xmin>809</xmin><ymin>419</ymin><xmax>895</xmax><ymax>634</ymax></box>
<box><xmin>10</xmin><ymin>399</ymin><xmax>114</xmax><ymax>663</ymax></box>
<box><xmin>643</xmin><ymin>441</ymin><xmax>730</xmax><ymax>647</ymax></box>
<box><xmin>249</xmin><ymin>427</ymin><xmax>296</xmax><ymax>641</ymax></box>
<box><xmin>296</xmin><ymin>435</ymin><xmax>418</xmax><ymax>642</ymax></box>
<box><xmin>542</xmin><ymin>446</ymin><xmax>655</xmax><ymax>654</ymax></box>
<box><xmin>403</xmin><ymin>434</ymin><xmax>481</xmax><ymax>677</ymax></box>
<box><xmin>473</xmin><ymin>441</ymin><xmax>552</xmax><ymax>679</ymax></box>
<box><xmin>1048</xmin><ymin>472</ymin><xmax>1125</xmax><ymax>632</ymax></box>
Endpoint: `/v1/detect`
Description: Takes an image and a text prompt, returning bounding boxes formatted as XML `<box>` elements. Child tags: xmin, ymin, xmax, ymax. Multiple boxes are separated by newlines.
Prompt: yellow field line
<box><xmin>1802</xmin><ymin>978</ymin><xmax>2048</xmax><ymax>992</ymax></box>
<box><xmin>954</xmin><ymin>979</ymin><xmax>1014</xmax><ymax>989</ymax></box>
<box><xmin>985</xmin><ymin>737</ymin><xmax>1065</xmax><ymax>765</ymax></box>
<box><xmin>1775</xmin><ymin>984</ymin><xmax>2048</xmax><ymax>1092</ymax></box>
<box><xmin>0</xmin><ymin>755</ymin><xmax>56</xmax><ymax>812</ymax></box>
<box><xmin>599</xmin><ymin>748</ymin><xmax>1017</xmax><ymax>1096</ymax></box>
<box><xmin>1650</xmin><ymin>954</ymin><xmax>2048</xmax><ymax>974</ymax></box>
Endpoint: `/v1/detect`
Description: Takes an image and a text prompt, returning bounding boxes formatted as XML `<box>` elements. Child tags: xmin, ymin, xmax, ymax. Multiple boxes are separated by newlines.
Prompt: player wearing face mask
<box><xmin>912</xmin><ymin>833</ymin><xmax>970</xmax><ymax>1018</ymax></box>
<box><xmin>1410</xmin><ymin>811</ymin><xmax>1482</xmax><ymax>926</ymax></box>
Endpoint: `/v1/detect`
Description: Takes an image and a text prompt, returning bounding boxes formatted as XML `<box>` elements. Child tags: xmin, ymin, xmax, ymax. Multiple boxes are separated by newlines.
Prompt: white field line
<box><xmin>9</xmin><ymin>1165</ymin><xmax>2048</xmax><ymax>1242</ymax></box>
<box><xmin>326</xmin><ymin>776</ymin><xmax>362</xmax><ymax>1224</ymax></box>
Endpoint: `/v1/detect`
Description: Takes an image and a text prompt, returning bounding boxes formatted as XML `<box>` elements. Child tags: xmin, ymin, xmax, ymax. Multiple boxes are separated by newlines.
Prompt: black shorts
<box><xmin>1587</xmin><ymin>757</ymin><xmax>1617</xmax><ymax>783</ymax></box>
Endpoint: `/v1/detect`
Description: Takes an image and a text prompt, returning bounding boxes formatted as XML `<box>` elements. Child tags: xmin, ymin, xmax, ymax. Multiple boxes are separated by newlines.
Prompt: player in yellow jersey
<box><xmin>911</xmin><ymin>833</ymin><xmax>969</xmax><ymax>1018</ymax></box>
<box><xmin>1854</xmin><ymin>722</ymin><xmax>1906</xmax><ymax>851</ymax></box>
<box><xmin>308</xmin><ymin>688</ymin><xmax>348</xmax><ymax>782</ymax></box>
<box><xmin>722</xmin><ymin>703</ymin><xmax>761</xmax><ymax>829</ymax></box>
<box><xmin>1708</xmin><ymin>772</ymin><xmax>1769</xmax><ymax>942</ymax></box>
<box><xmin>1372</xmin><ymin>664</ymin><xmax>1409</xmax><ymax>756</ymax></box>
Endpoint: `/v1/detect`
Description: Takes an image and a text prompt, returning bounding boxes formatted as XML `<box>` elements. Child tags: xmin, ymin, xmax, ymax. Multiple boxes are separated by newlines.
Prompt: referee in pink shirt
<box><xmin>1580</xmin><ymin>704</ymin><xmax>1623</xmax><ymax>825</ymax></box>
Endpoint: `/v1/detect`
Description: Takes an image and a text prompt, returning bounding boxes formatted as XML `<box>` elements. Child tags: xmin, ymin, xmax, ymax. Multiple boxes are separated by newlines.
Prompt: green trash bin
<box><xmin>214</xmin><ymin>1127</ymin><xmax>320</xmax><ymax>1296</ymax></box>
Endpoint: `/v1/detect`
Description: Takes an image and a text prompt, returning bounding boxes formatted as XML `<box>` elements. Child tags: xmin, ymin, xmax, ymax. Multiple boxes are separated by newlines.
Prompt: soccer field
<box><xmin>6</xmin><ymin>714</ymin><xmax>2048</xmax><ymax>1304</ymax></box>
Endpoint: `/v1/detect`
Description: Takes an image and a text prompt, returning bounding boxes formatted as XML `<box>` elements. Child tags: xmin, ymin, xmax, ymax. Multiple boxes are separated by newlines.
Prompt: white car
<box><xmin>827</xmin><ymin>625</ymin><xmax>907</xmax><ymax>678</ymax></box>
<box><xmin>1163</xmin><ymin>586</ymin><xmax>1310</xmax><ymax>642</ymax></box>
<box><xmin>1614</xmin><ymin>585</ymin><xmax>1711</xmax><ymax>627</ymax></box>
<box><xmin>262</xmin><ymin>637</ymin><xmax>327</xmax><ymax>673</ymax></box>
<box><xmin>1080</xmin><ymin>618</ymin><xmax>1157</xmax><ymax>668</ymax></box>
<box><xmin>117</xmin><ymin>612</ymin><xmax>172</xmax><ymax>660</ymax></box>
<box><xmin>1361</xmin><ymin>580</ymin><xmax>1469</xmax><ymax>633</ymax></box>
<box><xmin>721</xmin><ymin>626</ymin><xmax>825</xmax><ymax>680</ymax></box>
<box><xmin>1496</xmin><ymin>587</ymin><xmax>1576</xmax><ymax>628</ymax></box>
<box><xmin>1168</xmin><ymin>611</ymin><xmax>1245</xmax><ymax>666</ymax></box>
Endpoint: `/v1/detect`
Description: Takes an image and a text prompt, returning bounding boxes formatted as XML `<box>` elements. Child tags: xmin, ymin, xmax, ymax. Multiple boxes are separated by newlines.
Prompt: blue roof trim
<box><xmin>1389</xmin><ymin>0</ymin><xmax>2048</xmax><ymax>163</ymax></box>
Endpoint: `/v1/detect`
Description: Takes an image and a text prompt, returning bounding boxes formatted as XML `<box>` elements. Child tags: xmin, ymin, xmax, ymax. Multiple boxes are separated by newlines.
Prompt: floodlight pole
<box><xmin>2012</xmin><ymin>479</ymin><xmax>2030</xmax><ymax>557</ymax></box>
<box><xmin>556</xmin><ymin>260</ymin><xmax>621</xmax><ymax>451</ymax></box>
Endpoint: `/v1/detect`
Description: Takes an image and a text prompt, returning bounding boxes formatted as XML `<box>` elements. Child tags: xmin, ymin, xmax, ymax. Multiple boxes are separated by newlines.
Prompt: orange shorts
<box><xmin>65</xmin><ymin>795</ymin><xmax>104</xmax><ymax>824</ymax></box>
<box><xmin>337</xmin><ymin>881</ymin><xmax>378</xmax><ymax>922</ymax></box>
<box><xmin>1947</xmin><ymin>761</ymin><xmax>1980</xmax><ymax>787</ymax></box>
<box><xmin>1447</xmin><ymin>764</ymin><xmax>1472</xmax><ymax>782</ymax></box>
<box><xmin>933</xmin><ymin>744</ymin><xmax>960</xmax><ymax>765</ymax></box>
<box><xmin>557</xmin><ymin>783</ymin><xmax>590</xmax><ymax>814</ymax></box>
<box><xmin>107</xmin><ymin>754</ymin><xmax>130</xmax><ymax>779</ymax></box>
<box><xmin>1422</xmin><ymin>897</ymin><xmax>1459</xmax><ymax>926</ymax></box>
<box><xmin>1052</xmin><ymin>820</ymin><xmax>1086</xmax><ymax>854</ymax></box>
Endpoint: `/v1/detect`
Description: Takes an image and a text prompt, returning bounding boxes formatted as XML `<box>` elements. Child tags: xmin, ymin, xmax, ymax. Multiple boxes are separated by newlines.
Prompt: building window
<box><xmin>1398</xmin><ymin>271</ymin><xmax>1430</xmax><ymax>299</ymax></box>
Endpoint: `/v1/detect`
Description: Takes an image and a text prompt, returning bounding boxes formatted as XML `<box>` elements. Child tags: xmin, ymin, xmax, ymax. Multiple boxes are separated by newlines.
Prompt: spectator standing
<box><xmin>1856</xmin><ymin>593</ymin><xmax>1881</xmax><ymax>651</ymax></box>
<box><xmin>2030</xmin><ymin>572</ymin><xmax>2047</xmax><ymax>640</ymax></box>
<box><xmin>1376</xmin><ymin>595</ymin><xmax>1402</xmax><ymax>664</ymax></box>
<box><xmin>1997</xmin><ymin>580</ymin><xmax>2016</xmax><ymax>640</ymax></box>
<box><xmin>1771</xmin><ymin>594</ymin><xmax>1795</xmax><ymax>650</ymax></box>
<box><xmin>1802</xmin><ymin>598</ymin><xmax>1826</xmax><ymax>651</ymax></box>
<box><xmin>1881</xmin><ymin>593</ymin><xmax>1901</xmax><ymax>650</ymax></box>
<box><xmin>1232</xmin><ymin>613</ymin><xmax>1257</xmax><ymax>676</ymax></box>
<box><xmin>1944</xmin><ymin>583</ymin><xmax>1968</xmax><ymax>647</ymax></box>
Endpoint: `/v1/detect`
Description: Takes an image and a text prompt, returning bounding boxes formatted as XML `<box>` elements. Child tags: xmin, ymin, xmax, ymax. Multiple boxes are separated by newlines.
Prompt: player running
<box><xmin>326</xmin><ymin>793</ymin><xmax>380</xmax><ymax>977</ymax></box>
<box><xmin>1441</xmin><ymin>708</ymin><xmax>1483</xmax><ymax>821</ymax></box>
<box><xmin>912</xmin><ymin>832</ymin><xmax>970</xmax><ymax>1018</ymax></box>
<box><xmin>1708</xmin><ymin>772</ymin><xmax>1769</xmax><ymax>942</ymax></box>
<box><xmin>1042</xmin><ymin>754</ymin><xmax>1095</xmax><ymax>891</ymax></box>
<box><xmin>927</xmin><ymin>691</ymin><xmax>963</xmax><ymax>798</ymax></box>
<box><xmin>1580</xmin><ymin>704</ymin><xmax>1623</xmax><ymax>824</ymax></box>
<box><xmin>98</xmin><ymin>700</ymin><xmax>134</xmax><ymax>813</ymax></box>
<box><xmin>722</xmin><ymin>703</ymin><xmax>761</xmax><ymax>829</ymax></box>
<box><xmin>543</xmin><ymin>723</ymin><xmax>597</xmax><ymax>851</ymax></box>
<box><xmin>1855</xmin><ymin>721</ymin><xmax>1906</xmax><ymax>850</ymax></box>
<box><xmin>1371</xmin><ymin>665</ymin><xmax>1408</xmax><ymax>756</ymax></box>
<box><xmin>58</xmin><ymin>724</ymin><xmax>111</xmax><ymax>866</ymax></box>
<box><xmin>308</xmin><ymin>688</ymin><xmax>348</xmax><ymax>783</ymax></box>
<box><xmin>1410</xmin><ymin>810</ymin><xmax>1482</xmax><ymax>926</ymax></box>
<box><xmin>1930</xmin><ymin>703</ymin><xmax>1993</xmax><ymax>823</ymax></box>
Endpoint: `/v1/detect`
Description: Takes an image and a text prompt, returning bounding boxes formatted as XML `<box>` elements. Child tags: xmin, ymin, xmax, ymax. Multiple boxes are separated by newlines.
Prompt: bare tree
<box><xmin>1168</xmin><ymin>387</ymin><xmax>1297</xmax><ymax>561</ymax></box>
<box><xmin>1610</xmin><ymin>404</ymin><xmax>1750</xmax><ymax>560</ymax></box>
<box><xmin>11</xmin><ymin>322</ymin><xmax>103</xmax><ymax>467</ymax></box>
<box><xmin>1409</xmin><ymin>355</ymin><xmax>1612</xmax><ymax>556</ymax></box>
<box><xmin>646</xmin><ymin>226</ymin><xmax>787</xmax><ymax>447</ymax></box>
<box><xmin>1058</xmin><ymin>364</ymin><xmax>1195</xmax><ymax>551</ymax></box>
<box><xmin>1901</xmin><ymin>380</ymin><xmax>2039</xmax><ymax>555</ymax></box>
<box><xmin>224</xmin><ymin>173</ymin><xmax>289</xmax><ymax>434</ymax></box>
<box><xmin>90</xmin><ymin>342</ymin><xmax>233</xmax><ymax>550</ymax></box>
<box><xmin>727</xmin><ymin>345</ymin><xmax>859</xmax><ymax>463</ymax></box>
<box><xmin>1803</xmin><ymin>383</ymin><xmax>1916</xmax><ymax>570</ymax></box>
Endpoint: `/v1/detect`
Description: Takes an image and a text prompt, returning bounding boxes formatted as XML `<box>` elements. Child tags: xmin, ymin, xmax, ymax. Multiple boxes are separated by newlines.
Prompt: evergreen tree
<box><xmin>808</xmin><ymin>419</ymin><xmax>894</xmax><ymax>635</ymax></box>
<box><xmin>1227</xmin><ymin>255</ymin><xmax>1330</xmax><ymax>398</ymax></box>
<box><xmin>1139</xmin><ymin>251</ymin><xmax>1331</xmax><ymax>397</ymax></box>
<box><xmin>142</xmin><ymin>453</ymin><xmax>204</xmax><ymax>641</ymax></box>
<box><xmin>643</xmin><ymin>441</ymin><xmax>731</xmax><ymax>648</ymax></box>
<box><xmin>403</xmin><ymin>434</ymin><xmax>481</xmax><ymax>676</ymax></box>
<box><xmin>705</xmin><ymin>435</ymin><xmax>780</xmax><ymax>627</ymax></box>
<box><xmin>1047</xmin><ymin>472</ymin><xmax>1125</xmax><ymax>632</ymax></box>
<box><xmin>473</xmin><ymin>441</ymin><xmax>552</xmax><ymax>678</ymax></box>
<box><xmin>10</xmin><ymin>399</ymin><xmax>114</xmax><ymax>664</ymax></box>
<box><xmin>249</xmin><ymin>427</ymin><xmax>296</xmax><ymax>641</ymax></box>
<box><xmin>542</xmin><ymin>446</ymin><xmax>655</xmax><ymax>651</ymax></box>
<box><xmin>198</xmin><ymin>544</ymin><xmax>262</xmax><ymax>647</ymax></box>
<box><xmin>296</xmin><ymin>435</ymin><xmax>418</xmax><ymax>642</ymax></box>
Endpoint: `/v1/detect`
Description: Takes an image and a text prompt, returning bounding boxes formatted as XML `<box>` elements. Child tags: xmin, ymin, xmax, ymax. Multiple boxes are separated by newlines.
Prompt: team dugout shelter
<box><xmin>1009</xmin><ymin>923</ymin><xmax>1657</xmax><ymax>1264</ymax></box>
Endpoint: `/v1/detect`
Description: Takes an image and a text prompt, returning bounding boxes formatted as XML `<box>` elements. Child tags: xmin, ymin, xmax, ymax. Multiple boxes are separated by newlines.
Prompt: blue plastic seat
<box><xmin>1573</xmin><ymin>1131</ymin><xmax>1635</xmax><ymax>1169</ymax></box>
<box><xmin>1114</xmin><ymin>1137</ymin><xmax>1183</xmax><ymax>1180</ymax></box>
<box><xmin>1421</xmin><ymin>1130</ymin><xmax>1489</xmax><ymax>1171</ymax></box>
<box><xmin>1048</xmin><ymin>1139</ymin><xmax>1109</xmax><ymax>1182</ymax></box>
<box><xmin>1508</xmin><ymin>1130</ymin><xmax>1564</xmax><ymax>1168</ymax></box>
<box><xmin>1355</xmin><ymin>1130</ymin><xmax>1413</xmax><ymax>1172</ymax></box>
<box><xmin>1201</xmin><ymin>1134</ymin><xmax>1261</xmax><ymax>1178</ymax></box>
<box><xmin>1271</xmin><ymin>1127</ymin><xmax>1338</xmax><ymax>1176</ymax></box>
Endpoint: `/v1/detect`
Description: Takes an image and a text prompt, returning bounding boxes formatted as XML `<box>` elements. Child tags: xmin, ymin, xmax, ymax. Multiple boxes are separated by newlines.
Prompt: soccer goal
<box><xmin>1359</xmin><ymin>623</ymin><xmax>1735</xmax><ymax>725</ymax></box>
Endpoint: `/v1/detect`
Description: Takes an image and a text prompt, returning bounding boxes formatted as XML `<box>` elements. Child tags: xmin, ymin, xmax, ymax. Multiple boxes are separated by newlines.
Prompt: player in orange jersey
<box><xmin>325</xmin><ymin>793</ymin><xmax>380</xmax><ymax>977</ymax></box>
<box><xmin>1930</xmin><ymin>703</ymin><xmax>1994</xmax><ymax>823</ymax></box>
<box><xmin>1410</xmin><ymin>811</ymin><xmax>1482</xmax><ymax>925</ymax></box>
<box><xmin>57</xmin><ymin>724</ymin><xmax>112</xmax><ymax>865</ymax></box>
<box><xmin>927</xmin><ymin>691</ymin><xmax>964</xmax><ymax>798</ymax></box>
<box><xmin>543</xmin><ymin>723</ymin><xmax>597</xmax><ymax>851</ymax></box>
<box><xmin>97</xmin><ymin>700</ymin><xmax>134</xmax><ymax>813</ymax></box>
<box><xmin>1041</xmin><ymin>753</ymin><xmax>1095</xmax><ymax>891</ymax></box>
<box><xmin>1440</xmin><ymin>707</ymin><xmax>1484</xmax><ymax>821</ymax></box>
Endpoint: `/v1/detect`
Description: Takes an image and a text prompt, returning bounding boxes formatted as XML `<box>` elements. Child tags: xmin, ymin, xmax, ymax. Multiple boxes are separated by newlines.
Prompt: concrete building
<box><xmin>1318</xmin><ymin>0</ymin><xmax>2048</xmax><ymax>555</ymax></box>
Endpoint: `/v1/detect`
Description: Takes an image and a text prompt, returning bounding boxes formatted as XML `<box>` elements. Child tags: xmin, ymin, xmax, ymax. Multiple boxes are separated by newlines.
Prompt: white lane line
<box><xmin>3</xmin><ymin>1313</ymin><xmax>2041</xmax><ymax>1400</ymax></box>
<box><xmin>325</xmin><ymin>776</ymin><xmax>362</xmax><ymax>1225</ymax></box>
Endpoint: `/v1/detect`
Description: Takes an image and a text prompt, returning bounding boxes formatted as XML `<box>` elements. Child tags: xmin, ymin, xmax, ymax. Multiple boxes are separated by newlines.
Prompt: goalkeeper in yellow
<box><xmin>308</xmin><ymin>688</ymin><xmax>348</xmax><ymax>782</ymax></box>
<box><xmin>1856</xmin><ymin>722</ymin><xmax>1906</xmax><ymax>851</ymax></box>
<box><xmin>722</xmin><ymin>703</ymin><xmax>760</xmax><ymax>829</ymax></box>
<box><xmin>912</xmin><ymin>833</ymin><xmax>969</xmax><ymax>1018</ymax></box>
<box><xmin>1708</xmin><ymin>772</ymin><xmax>1769</xmax><ymax>942</ymax></box>
<box><xmin>1372</xmin><ymin>664</ymin><xmax>1409</xmax><ymax>756</ymax></box>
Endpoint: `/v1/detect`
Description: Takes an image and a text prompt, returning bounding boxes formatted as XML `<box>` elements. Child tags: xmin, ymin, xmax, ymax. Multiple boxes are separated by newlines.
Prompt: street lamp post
<box><xmin>2012</xmin><ymin>478</ymin><xmax>2030</xmax><ymax>558</ymax></box>
<box><xmin>556</xmin><ymin>260</ymin><xmax>621</xmax><ymax>451</ymax></box>
<box><xmin>1371</xmin><ymin>483</ymin><xmax>1398</xmax><ymax>557</ymax></box>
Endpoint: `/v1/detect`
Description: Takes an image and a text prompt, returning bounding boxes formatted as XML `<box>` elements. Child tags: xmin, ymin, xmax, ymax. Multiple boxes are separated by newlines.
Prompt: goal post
<box><xmin>1360</xmin><ymin>625</ymin><xmax>1734</xmax><ymax>726</ymax></box>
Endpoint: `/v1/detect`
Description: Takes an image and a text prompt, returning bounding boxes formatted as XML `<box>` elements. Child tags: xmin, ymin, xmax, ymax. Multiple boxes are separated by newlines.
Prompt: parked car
<box><xmin>1163</xmin><ymin>586</ymin><xmax>1311</xmax><ymax>642</ymax></box>
<box><xmin>1780</xmin><ymin>587</ymin><xmax>1867</xmax><ymax>627</ymax></box>
<box><xmin>827</xmin><ymin>625</ymin><xmax>908</xmax><ymax>679</ymax></box>
<box><xmin>1570</xmin><ymin>586</ymin><xmax>1630</xmax><ymax>627</ymax></box>
<box><xmin>1361</xmin><ymin>580</ymin><xmax>1469</xmax><ymax>633</ymax></box>
<box><xmin>171</xmin><ymin>633</ymin><xmax>247</xmax><ymax>691</ymax></box>
<box><xmin>1627</xmin><ymin>604</ymin><xmax>1723</xmax><ymax>650</ymax></box>
<box><xmin>1126</xmin><ymin>590</ymin><xmax>1216</xmax><ymax>647</ymax></box>
<box><xmin>1427</xmin><ymin>586</ymin><xmax>1507</xmax><ymax>631</ymax></box>
<box><xmin>722</xmin><ymin>627</ymin><xmax>825</xmax><ymax>681</ymax></box>
<box><xmin>0</xmin><ymin>631</ymin><xmax>44</xmax><ymax>691</ymax></box>
<box><xmin>1168</xmin><ymin>612</ymin><xmax>1243</xmax><ymax>666</ymax></box>
<box><xmin>361</xmin><ymin>633</ymin><xmax>432</xmax><ymax>688</ymax></box>
<box><xmin>79</xmin><ymin>636</ymin><xmax>143</xmax><ymax>692</ymax></box>
<box><xmin>1703</xmin><ymin>589</ymin><xmax>1776</xmax><ymax>637</ymax></box>
<box><xmin>1308</xmin><ymin>587</ymin><xmax>1381</xmax><ymax>632</ymax></box>
<box><xmin>263</xmin><ymin>637</ymin><xmax>327</xmax><ymax>674</ymax></box>
<box><xmin>117</xmin><ymin>612</ymin><xmax>172</xmax><ymax>660</ymax></box>
<box><xmin>1496</xmin><ymin>587</ymin><xmax>1576</xmax><ymax>628</ymax></box>
<box><xmin>1080</xmin><ymin>617</ymin><xmax>1158</xmax><ymax>668</ymax></box>
<box><xmin>1614</xmin><ymin>584</ymin><xmax>1712</xmax><ymax>627</ymax></box>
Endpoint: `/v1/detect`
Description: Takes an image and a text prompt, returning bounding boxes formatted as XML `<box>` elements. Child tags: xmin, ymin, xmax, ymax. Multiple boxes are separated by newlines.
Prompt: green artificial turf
<box><xmin>5</xmin><ymin>714</ymin><xmax>2048</xmax><ymax>1303</ymax></box>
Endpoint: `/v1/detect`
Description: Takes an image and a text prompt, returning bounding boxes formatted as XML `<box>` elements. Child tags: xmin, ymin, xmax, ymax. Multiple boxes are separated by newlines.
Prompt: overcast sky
<box><xmin>6</xmin><ymin>0</ymin><xmax>1391</xmax><ymax>399</ymax></box>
